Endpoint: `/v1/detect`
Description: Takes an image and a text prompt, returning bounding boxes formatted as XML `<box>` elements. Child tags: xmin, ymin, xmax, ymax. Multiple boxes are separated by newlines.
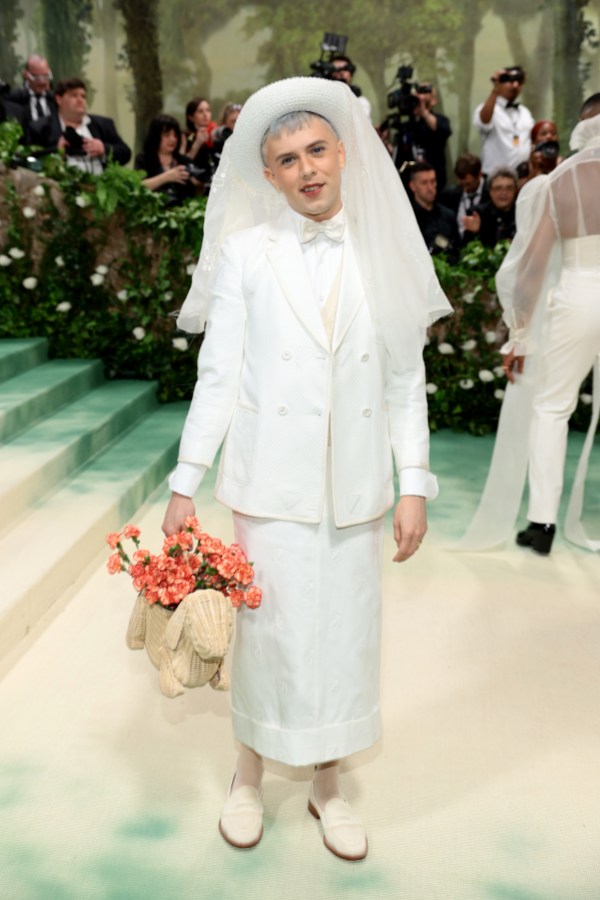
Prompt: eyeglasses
<box><xmin>25</xmin><ymin>70</ymin><xmax>52</xmax><ymax>82</ymax></box>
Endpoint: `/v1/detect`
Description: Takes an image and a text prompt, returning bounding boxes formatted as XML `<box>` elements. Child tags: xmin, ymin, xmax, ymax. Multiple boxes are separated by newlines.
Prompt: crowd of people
<box><xmin>0</xmin><ymin>54</ymin><xmax>242</xmax><ymax>205</ymax></box>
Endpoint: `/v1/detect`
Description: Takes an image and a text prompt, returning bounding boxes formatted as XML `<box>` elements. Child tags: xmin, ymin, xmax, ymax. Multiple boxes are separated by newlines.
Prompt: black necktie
<box><xmin>35</xmin><ymin>97</ymin><xmax>45</xmax><ymax>119</ymax></box>
<box><xmin>505</xmin><ymin>101</ymin><xmax>520</xmax><ymax>109</ymax></box>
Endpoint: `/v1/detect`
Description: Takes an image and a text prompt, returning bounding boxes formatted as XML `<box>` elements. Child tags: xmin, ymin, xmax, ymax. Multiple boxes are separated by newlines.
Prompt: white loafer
<box><xmin>219</xmin><ymin>779</ymin><xmax>264</xmax><ymax>849</ymax></box>
<box><xmin>308</xmin><ymin>783</ymin><xmax>368</xmax><ymax>860</ymax></box>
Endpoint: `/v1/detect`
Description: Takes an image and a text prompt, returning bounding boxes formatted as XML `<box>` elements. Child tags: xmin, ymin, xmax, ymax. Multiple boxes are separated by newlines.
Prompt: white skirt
<box><xmin>231</xmin><ymin>489</ymin><xmax>385</xmax><ymax>766</ymax></box>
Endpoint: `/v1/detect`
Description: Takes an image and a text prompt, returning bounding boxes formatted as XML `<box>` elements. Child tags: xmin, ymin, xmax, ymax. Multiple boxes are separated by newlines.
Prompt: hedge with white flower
<box><xmin>425</xmin><ymin>243</ymin><xmax>593</xmax><ymax>434</ymax></box>
<box><xmin>0</xmin><ymin>123</ymin><xmax>205</xmax><ymax>404</ymax></box>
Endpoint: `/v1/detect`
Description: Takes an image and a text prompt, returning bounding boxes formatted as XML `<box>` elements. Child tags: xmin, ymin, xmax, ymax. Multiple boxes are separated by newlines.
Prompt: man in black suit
<box><xmin>407</xmin><ymin>161</ymin><xmax>459</xmax><ymax>260</ymax></box>
<box><xmin>440</xmin><ymin>152</ymin><xmax>489</xmax><ymax>243</ymax></box>
<box><xmin>5</xmin><ymin>55</ymin><xmax>56</xmax><ymax>139</ymax></box>
<box><xmin>28</xmin><ymin>77</ymin><xmax>131</xmax><ymax>172</ymax></box>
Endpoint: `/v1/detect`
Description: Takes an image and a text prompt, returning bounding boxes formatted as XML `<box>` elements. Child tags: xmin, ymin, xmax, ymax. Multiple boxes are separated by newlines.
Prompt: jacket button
<box><xmin>281</xmin><ymin>350</ymin><xmax>292</xmax><ymax>360</ymax></box>
<box><xmin>278</xmin><ymin>405</ymin><xmax>288</xmax><ymax>415</ymax></box>
<box><xmin>361</xmin><ymin>353</ymin><xmax>369</xmax><ymax>362</ymax></box>
<box><xmin>362</xmin><ymin>408</ymin><xmax>372</xmax><ymax>417</ymax></box>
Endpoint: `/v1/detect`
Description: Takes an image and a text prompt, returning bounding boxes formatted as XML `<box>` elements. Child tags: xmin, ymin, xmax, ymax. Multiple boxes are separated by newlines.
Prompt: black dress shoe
<box><xmin>516</xmin><ymin>522</ymin><xmax>556</xmax><ymax>555</ymax></box>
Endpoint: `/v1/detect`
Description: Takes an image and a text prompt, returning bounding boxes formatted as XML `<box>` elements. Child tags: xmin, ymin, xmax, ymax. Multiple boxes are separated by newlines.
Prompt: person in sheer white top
<box><xmin>460</xmin><ymin>93</ymin><xmax>600</xmax><ymax>555</ymax></box>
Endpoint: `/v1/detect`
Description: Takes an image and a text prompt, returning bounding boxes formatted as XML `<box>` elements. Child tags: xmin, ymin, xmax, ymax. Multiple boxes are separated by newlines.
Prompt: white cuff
<box><xmin>167</xmin><ymin>462</ymin><xmax>208</xmax><ymax>498</ymax></box>
<box><xmin>399</xmin><ymin>467</ymin><xmax>439</xmax><ymax>500</ymax></box>
<box><xmin>501</xmin><ymin>333</ymin><xmax>536</xmax><ymax>356</ymax></box>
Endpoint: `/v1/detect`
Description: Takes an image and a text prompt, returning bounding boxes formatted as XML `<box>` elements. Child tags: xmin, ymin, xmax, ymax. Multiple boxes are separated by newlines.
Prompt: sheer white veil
<box><xmin>176</xmin><ymin>77</ymin><xmax>452</xmax><ymax>372</ymax></box>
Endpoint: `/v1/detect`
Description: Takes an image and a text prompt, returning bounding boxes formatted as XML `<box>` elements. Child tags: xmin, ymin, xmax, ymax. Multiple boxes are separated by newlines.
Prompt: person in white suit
<box><xmin>162</xmin><ymin>77</ymin><xmax>451</xmax><ymax>860</ymax></box>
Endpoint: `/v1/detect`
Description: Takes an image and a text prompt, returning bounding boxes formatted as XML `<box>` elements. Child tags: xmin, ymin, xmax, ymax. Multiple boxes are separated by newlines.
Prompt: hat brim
<box><xmin>230</xmin><ymin>77</ymin><xmax>354</xmax><ymax>193</ymax></box>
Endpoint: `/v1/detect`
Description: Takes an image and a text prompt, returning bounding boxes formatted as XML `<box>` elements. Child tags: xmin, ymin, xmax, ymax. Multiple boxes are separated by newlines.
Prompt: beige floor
<box><xmin>0</xmin><ymin>452</ymin><xmax>599</xmax><ymax>900</ymax></box>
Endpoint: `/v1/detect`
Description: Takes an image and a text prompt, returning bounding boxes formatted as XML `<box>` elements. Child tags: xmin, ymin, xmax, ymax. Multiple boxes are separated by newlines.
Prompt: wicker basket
<box><xmin>126</xmin><ymin>589</ymin><xmax>233</xmax><ymax>698</ymax></box>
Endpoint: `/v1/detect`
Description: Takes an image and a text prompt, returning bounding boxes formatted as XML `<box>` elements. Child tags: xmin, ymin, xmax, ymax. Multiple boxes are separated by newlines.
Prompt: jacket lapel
<box><xmin>266</xmin><ymin>210</ymin><xmax>330</xmax><ymax>352</ymax></box>
<box><xmin>332</xmin><ymin>226</ymin><xmax>365</xmax><ymax>354</ymax></box>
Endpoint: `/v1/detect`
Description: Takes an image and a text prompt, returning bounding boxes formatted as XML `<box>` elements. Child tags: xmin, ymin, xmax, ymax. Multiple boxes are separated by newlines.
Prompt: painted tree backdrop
<box><xmin>2</xmin><ymin>0</ymin><xmax>599</xmax><ymax>157</ymax></box>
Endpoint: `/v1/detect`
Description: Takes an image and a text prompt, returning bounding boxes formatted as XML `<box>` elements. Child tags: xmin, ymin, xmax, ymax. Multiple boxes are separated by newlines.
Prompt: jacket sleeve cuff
<box><xmin>167</xmin><ymin>462</ymin><xmax>208</xmax><ymax>498</ymax></box>
<box><xmin>399</xmin><ymin>467</ymin><xmax>439</xmax><ymax>500</ymax></box>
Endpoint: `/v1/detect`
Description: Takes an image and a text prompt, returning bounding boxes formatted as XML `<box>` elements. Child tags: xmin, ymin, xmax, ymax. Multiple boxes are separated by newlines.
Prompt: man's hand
<box><xmin>162</xmin><ymin>492</ymin><xmax>195</xmax><ymax>537</ymax></box>
<box><xmin>501</xmin><ymin>348</ymin><xmax>525</xmax><ymax>384</ymax></box>
<box><xmin>462</xmin><ymin>210</ymin><xmax>481</xmax><ymax>233</ymax></box>
<box><xmin>393</xmin><ymin>496</ymin><xmax>427</xmax><ymax>563</ymax></box>
<box><xmin>83</xmin><ymin>136</ymin><xmax>105</xmax><ymax>158</ymax></box>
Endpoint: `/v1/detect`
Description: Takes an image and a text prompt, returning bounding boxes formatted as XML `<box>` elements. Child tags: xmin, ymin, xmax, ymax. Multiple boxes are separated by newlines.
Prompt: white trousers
<box><xmin>528</xmin><ymin>269</ymin><xmax>600</xmax><ymax>523</ymax></box>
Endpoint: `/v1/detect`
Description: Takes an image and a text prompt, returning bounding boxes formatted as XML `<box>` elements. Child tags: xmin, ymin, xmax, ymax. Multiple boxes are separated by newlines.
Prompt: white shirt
<box><xmin>473</xmin><ymin>95</ymin><xmax>534</xmax><ymax>172</ymax></box>
<box><xmin>60</xmin><ymin>114</ymin><xmax>104</xmax><ymax>176</ymax></box>
<box><xmin>457</xmin><ymin>178</ymin><xmax>486</xmax><ymax>237</ymax></box>
<box><xmin>27</xmin><ymin>87</ymin><xmax>51</xmax><ymax>121</ymax></box>
<box><xmin>169</xmin><ymin>207</ymin><xmax>437</xmax><ymax>500</ymax></box>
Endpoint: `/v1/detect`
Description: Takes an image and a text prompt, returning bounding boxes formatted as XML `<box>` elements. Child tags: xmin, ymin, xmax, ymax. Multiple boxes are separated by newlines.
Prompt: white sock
<box><xmin>313</xmin><ymin>760</ymin><xmax>341</xmax><ymax>805</ymax></box>
<box><xmin>232</xmin><ymin>744</ymin><xmax>264</xmax><ymax>792</ymax></box>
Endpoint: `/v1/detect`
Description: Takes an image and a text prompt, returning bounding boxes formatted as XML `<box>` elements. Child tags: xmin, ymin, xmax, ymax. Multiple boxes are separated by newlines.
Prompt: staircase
<box><xmin>0</xmin><ymin>338</ymin><xmax>188</xmax><ymax>662</ymax></box>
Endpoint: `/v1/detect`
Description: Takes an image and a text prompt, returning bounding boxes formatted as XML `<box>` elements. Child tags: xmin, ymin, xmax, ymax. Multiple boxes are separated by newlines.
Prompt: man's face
<box><xmin>489</xmin><ymin>176</ymin><xmax>516</xmax><ymax>211</ymax></box>
<box><xmin>262</xmin><ymin>116</ymin><xmax>345</xmax><ymax>222</ymax></box>
<box><xmin>56</xmin><ymin>88</ymin><xmax>87</xmax><ymax>124</ymax></box>
<box><xmin>24</xmin><ymin>58</ymin><xmax>51</xmax><ymax>96</ymax></box>
<box><xmin>330</xmin><ymin>61</ymin><xmax>353</xmax><ymax>84</ymax></box>
<box><xmin>496</xmin><ymin>70</ymin><xmax>524</xmax><ymax>102</ymax></box>
<box><xmin>409</xmin><ymin>170</ymin><xmax>437</xmax><ymax>209</ymax></box>
<box><xmin>458</xmin><ymin>172</ymin><xmax>481</xmax><ymax>194</ymax></box>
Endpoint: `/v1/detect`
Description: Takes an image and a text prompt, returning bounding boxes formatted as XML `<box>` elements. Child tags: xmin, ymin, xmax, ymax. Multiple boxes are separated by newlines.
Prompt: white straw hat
<box><xmin>229</xmin><ymin>77</ymin><xmax>353</xmax><ymax>192</ymax></box>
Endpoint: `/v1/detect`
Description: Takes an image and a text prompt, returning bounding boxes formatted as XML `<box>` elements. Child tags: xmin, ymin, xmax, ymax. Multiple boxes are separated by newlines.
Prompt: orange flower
<box><xmin>107</xmin><ymin>521</ymin><xmax>261</xmax><ymax>611</ymax></box>
<box><xmin>245</xmin><ymin>586</ymin><xmax>262</xmax><ymax>609</ymax></box>
<box><xmin>107</xmin><ymin>552</ymin><xmax>123</xmax><ymax>574</ymax></box>
<box><xmin>229</xmin><ymin>590</ymin><xmax>245</xmax><ymax>608</ymax></box>
<box><xmin>235</xmin><ymin>563</ymin><xmax>255</xmax><ymax>586</ymax></box>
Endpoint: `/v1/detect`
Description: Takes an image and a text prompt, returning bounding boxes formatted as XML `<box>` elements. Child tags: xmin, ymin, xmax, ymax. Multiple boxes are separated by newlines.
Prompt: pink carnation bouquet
<box><xmin>106</xmin><ymin>516</ymin><xmax>262</xmax><ymax>611</ymax></box>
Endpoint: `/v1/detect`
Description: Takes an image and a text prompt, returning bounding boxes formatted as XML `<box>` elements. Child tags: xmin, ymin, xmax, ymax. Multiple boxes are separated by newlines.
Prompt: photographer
<box><xmin>407</xmin><ymin>161</ymin><xmax>459</xmax><ymax>260</ymax></box>
<box><xmin>462</xmin><ymin>166</ymin><xmax>518</xmax><ymax>248</ymax></box>
<box><xmin>409</xmin><ymin>83</ymin><xmax>452</xmax><ymax>191</ymax></box>
<box><xmin>135</xmin><ymin>114</ymin><xmax>199</xmax><ymax>206</ymax></box>
<box><xmin>5</xmin><ymin>55</ymin><xmax>56</xmax><ymax>140</ymax></box>
<box><xmin>28</xmin><ymin>77</ymin><xmax>130</xmax><ymax>173</ymax></box>
<box><xmin>527</xmin><ymin>120</ymin><xmax>562</xmax><ymax>180</ymax></box>
<box><xmin>473</xmin><ymin>65</ymin><xmax>534</xmax><ymax>173</ymax></box>
<box><xmin>330</xmin><ymin>54</ymin><xmax>372</xmax><ymax>122</ymax></box>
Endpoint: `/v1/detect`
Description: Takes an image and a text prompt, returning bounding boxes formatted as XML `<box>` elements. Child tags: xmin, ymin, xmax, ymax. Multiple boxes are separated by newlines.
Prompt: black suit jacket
<box><xmin>28</xmin><ymin>112</ymin><xmax>131</xmax><ymax>166</ymax></box>
<box><xmin>6</xmin><ymin>87</ymin><xmax>57</xmax><ymax>140</ymax></box>
<box><xmin>440</xmin><ymin>180</ymin><xmax>490</xmax><ymax>214</ymax></box>
<box><xmin>0</xmin><ymin>96</ymin><xmax>27</xmax><ymax>130</ymax></box>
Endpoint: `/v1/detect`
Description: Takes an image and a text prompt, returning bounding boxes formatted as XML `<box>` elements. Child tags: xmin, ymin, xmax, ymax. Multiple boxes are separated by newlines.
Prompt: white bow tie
<box><xmin>300</xmin><ymin>216</ymin><xmax>345</xmax><ymax>244</ymax></box>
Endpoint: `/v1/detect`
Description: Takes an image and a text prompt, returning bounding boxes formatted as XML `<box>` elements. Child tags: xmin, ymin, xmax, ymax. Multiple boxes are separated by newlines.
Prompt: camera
<box><xmin>387</xmin><ymin>65</ymin><xmax>419</xmax><ymax>118</ymax></box>
<box><xmin>309</xmin><ymin>32</ymin><xmax>349</xmax><ymax>80</ymax></box>
<box><xmin>533</xmin><ymin>140</ymin><xmax>559</xmax><ymax>159</ymax></box>
<box><xmin>63</xmin><ymin>125</ymin><xmax>86</xmax><ymax>156</ymax></box>
<box><xmin>497</xmin><ymin>68</ymin><xmax>524</xmax><ymax>84</ymax></box>
<box><xmin>184</xmin><ymin>162</ymin><xmax>204</xmax><ymax>180</ymax></box>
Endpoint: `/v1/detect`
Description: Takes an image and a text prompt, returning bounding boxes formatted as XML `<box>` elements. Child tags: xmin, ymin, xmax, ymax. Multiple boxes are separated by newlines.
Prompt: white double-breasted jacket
<box><xmin>177</xmin><ymin>209</ymin><xmax>432</xmax><ymax>527</ymax></box>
